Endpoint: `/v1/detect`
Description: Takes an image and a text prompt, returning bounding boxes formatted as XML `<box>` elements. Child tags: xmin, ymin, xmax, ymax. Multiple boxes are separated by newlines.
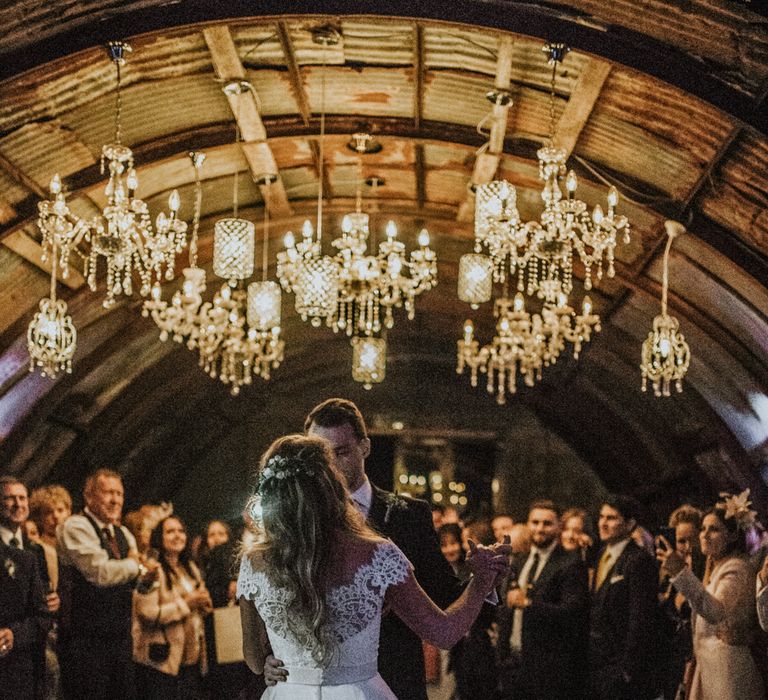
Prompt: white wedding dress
<box><xmin>237</xmin><ymin>540</ymin><xmax>411</xmax><ymax>699</ymax></box>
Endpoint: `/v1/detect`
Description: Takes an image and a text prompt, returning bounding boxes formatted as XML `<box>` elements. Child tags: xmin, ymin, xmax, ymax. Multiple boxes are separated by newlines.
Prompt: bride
<box><xmin>237</xmin><ymin>434</ymin><xmax>509</xmax><ymax>698</ymax></box>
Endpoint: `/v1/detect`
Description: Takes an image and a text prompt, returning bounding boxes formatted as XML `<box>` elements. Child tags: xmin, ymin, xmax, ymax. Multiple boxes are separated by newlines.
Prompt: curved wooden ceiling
<box><xmin>0</xmin><ymin>1</ymin><xmax>767</xmax><ymax>521</ymax></box>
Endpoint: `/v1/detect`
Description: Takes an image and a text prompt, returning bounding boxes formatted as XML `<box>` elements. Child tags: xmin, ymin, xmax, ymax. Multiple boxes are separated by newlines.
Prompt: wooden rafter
<box><xmin>456</xmin><ymin>35</ymin><xmax>514</xmax><ymax>222</ymax></box>
<box><xmin>202</xmin><ymin>25</ymin><xmax>292</xmax><ymax>216</ymax></box>
<box><xmin>277</xmin><ymin>21</ymin><xmax>311</xmax><ymax>126</ymax></box>
<box><xmin>413</xmin><ymin>23</ymin><xmax>425</xmax><ymax>130</ymax></box>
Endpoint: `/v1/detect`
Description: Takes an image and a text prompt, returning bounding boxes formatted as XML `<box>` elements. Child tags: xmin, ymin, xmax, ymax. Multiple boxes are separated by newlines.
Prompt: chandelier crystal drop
<box><xmin>351</xmin><ymin>336</ymin><xmax>387</xmax><ymax>389</ymax></box>
<box><xmin>640</xmin><ymin>220</ymin><xmax>691</xmax><ymax>397</ymax></box>
<box><xmin>37</xmin><ymin>42</ymin><xmax>191</xmax><ymax>309</ymax></box>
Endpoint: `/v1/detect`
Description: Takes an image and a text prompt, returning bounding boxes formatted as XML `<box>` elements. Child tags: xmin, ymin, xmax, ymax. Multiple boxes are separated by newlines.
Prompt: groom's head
<box><xmin>305</xmin><ymin>399</ymin><xmax>370</xmax><ymax>492</ymax></box>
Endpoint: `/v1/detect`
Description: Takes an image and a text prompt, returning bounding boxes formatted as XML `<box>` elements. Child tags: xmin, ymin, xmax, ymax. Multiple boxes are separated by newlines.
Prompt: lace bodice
<box><xmin>237</xmin><ymin>540</ymin><xmax>411</xmax><ymax>683</ymax></box>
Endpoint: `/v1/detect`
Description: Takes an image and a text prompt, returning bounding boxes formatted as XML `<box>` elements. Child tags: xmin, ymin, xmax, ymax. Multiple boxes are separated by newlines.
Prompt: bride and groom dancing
<box><xmin>237</xmin><ymin>398</ymin><xmax>510</xmax><ymax>699</ymax></box>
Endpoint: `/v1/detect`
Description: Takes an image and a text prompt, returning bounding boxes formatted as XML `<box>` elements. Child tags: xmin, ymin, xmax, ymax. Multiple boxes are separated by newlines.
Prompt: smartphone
<box><xmin>656</xmin><ymin>525</ymin><xmax>677</xmax><ymax>549</ymax></box>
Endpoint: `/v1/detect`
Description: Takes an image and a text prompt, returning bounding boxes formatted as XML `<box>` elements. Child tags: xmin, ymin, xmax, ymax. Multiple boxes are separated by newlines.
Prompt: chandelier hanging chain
<box><xmin>188</xmin><ymin>152</ymin><xmax>205</xmax><ymax>268</ymax></box>
<box><xmin>316</xmin><ymin>37</ymin><xmax>329</xmax><ymax>243</ymax></box>
<box><xmin>661</xmin><ymin>232</ymin><xmax>673</xmax><ymax>317</ymax></box>
<box><xmin>262</xmin><ymin>177</ymin><xmax>270</xmax><ymax>282</ymax></box>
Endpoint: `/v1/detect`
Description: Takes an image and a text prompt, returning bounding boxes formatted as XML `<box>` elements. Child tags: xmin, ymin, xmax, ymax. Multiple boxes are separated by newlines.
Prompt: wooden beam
<box><xmin>277</xmin><ymin>21</ymin><xmax>311</xmax><ymax>126</ymax></box>
<box><xmin>413</xmin><ymin>23</ymin><xmax>425</xmax><ymax>130</ymax></box>
<box><xmin>415</xmin><ymin>143</ymin><xmax>426</xmax><ymax>209</ymax></box>
<box><xmin>0</xmin><ymin>151</ymin><xmax>47</xmax><ymax>199</ymax></box>
<box><xmin>552</xmin><ymin>58</ymin><xmax>611</xmax><ymax>158</ymax></box>
<box><xmin>202</xmin><ymin>25</ymin><xmax>292</xmax><ymax>217</ymax></box>
<box><xmin>2</xmin><ymin>231</ymin><xmax>85</xmax><ymax>290</ymax></box>
<box><xmin>456</xmin><ymin>35</ymin><xmax>514</xmax><ymax>222</ymax></box>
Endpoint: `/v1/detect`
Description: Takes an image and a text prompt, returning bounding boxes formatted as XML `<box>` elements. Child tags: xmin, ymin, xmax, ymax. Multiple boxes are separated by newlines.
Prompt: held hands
<box><xmin>263</xmin><ymin>653</ymin><xmax>288</xmax><ymax>686</ymax></box>
<box><xmin>466</xmin><ymin>536</ymin><xmax>511</xmax><ymax>592</ymax></box>
<box><xmin>655</xmin><ymin>535</ymin><xmax>686</xmax><ymax>577</ymax></box>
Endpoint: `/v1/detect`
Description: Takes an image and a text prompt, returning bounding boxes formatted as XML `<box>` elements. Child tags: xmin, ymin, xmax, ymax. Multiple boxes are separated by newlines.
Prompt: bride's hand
<box><xmin>466</xmin><ymin>538</ymin><xmax>510</xmax><ymax>590</ymax></box>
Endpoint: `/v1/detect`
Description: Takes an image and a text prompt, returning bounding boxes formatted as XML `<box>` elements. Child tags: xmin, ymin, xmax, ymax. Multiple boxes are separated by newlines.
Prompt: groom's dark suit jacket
<box><xmin>496</xmin><ymin>545</ymin><xmax>589</xmax><ymax>699</ymax></box>
<box><xmin>368</xmin><ymin>485</ymin><xmax>459</xmax><ymax>700</ymax></box>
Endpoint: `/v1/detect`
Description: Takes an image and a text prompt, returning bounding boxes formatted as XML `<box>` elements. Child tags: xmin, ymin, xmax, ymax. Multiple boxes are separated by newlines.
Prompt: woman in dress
<box><xmin>133</xmin><ymin>515</ymin><xmax>213</xmax><ymax>699</ymax></box>
<box><xmin>237</xmin><ymin>434</ymin><xmax>509</xmax><ymax>699</ymax></box>
<box><xmin>657</xmin><ymin>494</ymin><xmax>763</xmax><ymax>700</ymax></box>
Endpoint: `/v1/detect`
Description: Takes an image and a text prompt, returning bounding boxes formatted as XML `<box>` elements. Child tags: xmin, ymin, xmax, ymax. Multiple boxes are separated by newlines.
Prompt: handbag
<box><xmin>212</xmin><ymin>604</ymin><xmax>244</xmax><ymax>664</ymax></box>
<box><xmin>148</xmin><ymin>603</ymin><xmax>171</xmax><ymax>663</ymax></box>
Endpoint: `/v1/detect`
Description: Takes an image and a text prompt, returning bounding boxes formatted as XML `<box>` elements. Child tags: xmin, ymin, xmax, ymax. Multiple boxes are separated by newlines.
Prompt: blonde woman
<box><xmin>237</xmin><ymin>434</ymin><xmax>509</xmax><ymax>699</ymax></box>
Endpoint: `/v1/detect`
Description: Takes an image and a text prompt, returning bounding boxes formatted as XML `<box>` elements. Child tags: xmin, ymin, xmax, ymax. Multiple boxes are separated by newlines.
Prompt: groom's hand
<box><xmin>263</xmin><ymin>654</ymin><xmax>288</xmax><ymax>686</ymax></box>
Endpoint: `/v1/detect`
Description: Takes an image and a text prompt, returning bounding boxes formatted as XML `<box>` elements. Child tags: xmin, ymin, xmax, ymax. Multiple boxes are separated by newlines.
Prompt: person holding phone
<box><xmin>133</xmin><ymin>515</ymin><xmax>213</xmax><ymax>700</ymax></box>
<box><xmin>657</xmin><ymin>495</ymin><xmax>763</xmax><ymax>700</ymax></box>
<box><xmin>657</xmin><ymin>505</ymin><xmax>704</xmax><ymax>699</ymax></box>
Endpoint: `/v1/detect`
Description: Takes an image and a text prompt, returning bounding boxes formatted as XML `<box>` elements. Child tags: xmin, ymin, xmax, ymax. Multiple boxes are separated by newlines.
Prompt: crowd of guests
<box><xmin>3</xmin><ymin>462</ymin><xmax>768</xmax><ymax>699</ymax></box>
<box><xmin>0</xmin><ymin>472</ymin><xmax>250</xmax><ymax>700</ymax></box>
<box><xmin>431</xmin><ymin>494</ymin><xmax>768</xmax><ymax>699</ymax></box>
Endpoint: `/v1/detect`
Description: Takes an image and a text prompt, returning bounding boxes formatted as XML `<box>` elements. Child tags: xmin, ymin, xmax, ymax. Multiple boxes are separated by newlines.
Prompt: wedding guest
<box><xmin>124</xmin><ymin>503</ymin><xmax>174</xmax><ymax>555</ymax></box>
<box><xmin>431</xmin><ymin>503</ymin><xmax>445</xmax><ymax>530</ymax></box>
<box><xmin>28</xmin><ymin>485</ymin><xmax>72</xmax><ymax>550</ymax></box>
<box><xmin>57</xmin><ymin>469</ymin><xmax>146</xmax><ymax>700</ymax></box>
<box><xmin>133</xmin><ymin>515</ymin><xmax>212</xmax><ymax>700</ymax></box>
<box><xmin>658</xmin><ymin>504</ymin><xmax>704</xmax><ymax>699</ymax></box>
<box><xmin>497</xmin><ymin>500</ymin><xmax>589</xmax><ymax>699</ymax></box>
<box><xmin>659</xmin><ymin>493</ymin><xmax>764</xmax><ymax>699</ymax></box>
<box><xmin>439</xmin><ymin>523</ymin><xmax>469</xmax><ymax>580</ymax></box>
<box><xmin>561</xmin><ymin>507</ymin><xmax>594</xmax><ymax>561</ymax></box>
<box><xmin>198</xmin><ymin>519</ymin><xmax>231</xmax><ymax>570</ymax></box>
<box><xmin>0</xmin><ymin>538</ymin><xmax>51</xmax><ymax>700</ymax></box>
<box><xmin>590</xmin><ymin>495</ymin><xmax>664</xmax><ymax>699</ymax></box>
<box><xmin>491</xmin><ymin>514</ymin><xmax>515</xmax><ymax>544</ymax></box>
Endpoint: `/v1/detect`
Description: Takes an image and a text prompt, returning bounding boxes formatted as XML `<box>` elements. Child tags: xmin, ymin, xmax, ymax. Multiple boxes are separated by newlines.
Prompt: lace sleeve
<box><xmin>370</xmin><ymin>540</ymin><xmax>412</xmax><ymax>592</ymax></box>
<box><xmin>237</xmin><ymin>553</ymin><xmax>266</xmax><ymax>601</ymax></box>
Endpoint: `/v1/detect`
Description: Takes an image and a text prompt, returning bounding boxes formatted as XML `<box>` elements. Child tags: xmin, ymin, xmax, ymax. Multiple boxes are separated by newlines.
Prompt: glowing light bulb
<box><xmin>127</xmin><ymin>169</ymin><xmax>138</xmax><ymax>191</ymax></box>
<box><xmin>513</xmin><ymin>293</ymin><xmax>525</xmax><ymax>312</ymax></box>
<box><xmin>582</xmin><ymin>295</ymin><xmax>592</xmax><ymax>315</ymax></box>
<box><xmin>592</xmin><ymin>204</ymin><xmax>604</xmax><ymax>225</ymax></box>
<box><xmin>659</xmin><ymin>337</ymin><xmax>671</xmax><ymax>357</ymax></box>
<box><xmin>342</xmin><ymin>215</ymin><xmax>352</xmax><ymax>233</ymax></box>
<box><xmin>463</xmin><ymin>320</ymin><xmax>474</xmax><ymax>341</ymax></box>
<box><xmin>284</xmin><ymin>231</ymin><xmax>295</xmax><ymax>248</ymax></box>
<box><xmin>566</xmin><ymin>170</ymin><xmax>578</xmax><ymax>193</ymax></box>
<box><xmin>386</xmin><ymin>221</ymin><xmax>397</xmax><ymax>239</ymax></box>
<box><xmin>168</xmin><ymin>190</ymin><xmax>180</xmax><ymax>212</ymax></box>
<box><xmin>418</xmin><ymin>229</ymin><xmax>430</xmax><ymax>247</ymax></box>
<box><xmin>50</xmin><ymin>174</ymin><xmax>62</xmax><ymax>194</ymax></box>
<box><xmin>607</xmin><ymin>186</ymin><xmax>619</xmax><ymax>208</ymax></box>
<box><xmin>302</xmin><ymin>220</ymin><xmax>314</xmax><ymax>239</ymax></box>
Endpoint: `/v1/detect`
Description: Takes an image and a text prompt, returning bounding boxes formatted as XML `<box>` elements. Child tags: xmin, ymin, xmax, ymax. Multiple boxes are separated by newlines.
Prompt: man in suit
<box><xmin>263</xmin><ymin>398</ymin><xmax>460</xmax><ymax>700</ymax></box>
<box><xmin>57</xmin><ymin>468</ymin><xmax>146</xmax><ymax>700</ymax></box>
<box><xmin>496</xmin><ymin>500</ymin><xmax>589</xmax><ymax>699</ymax></box>
<box><xmin>589</xmin><ymin>495</ymin><xmax>663</xmax><ymax>700</ymax></box>
<box><xmin>0</xmin><ymin>477</ymin><xmax>60</xmax><ymax>614</ymax></box>
<box><xmin>0</xmin><ymin>538</ymin><xmax>51</xmax><ymax>700</ymax></box>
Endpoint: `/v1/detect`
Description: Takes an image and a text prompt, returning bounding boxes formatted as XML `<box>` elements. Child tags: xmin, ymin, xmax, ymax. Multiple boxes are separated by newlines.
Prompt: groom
<box><xmin>263</xmin><ymin>398</ymin><xmax>459</xmax><ymax>699</ymax></box>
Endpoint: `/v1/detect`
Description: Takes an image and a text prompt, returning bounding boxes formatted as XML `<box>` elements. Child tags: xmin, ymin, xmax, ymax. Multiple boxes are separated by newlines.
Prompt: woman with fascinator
<box><xmin>237</xmin><ymin>434</ymin><xmax>510</xmax><ymax>699</ymax></box>
<box><xmin>656</xmin><ymin>490</ymin><xmax>764</xmax><ymax>699</ymax></box>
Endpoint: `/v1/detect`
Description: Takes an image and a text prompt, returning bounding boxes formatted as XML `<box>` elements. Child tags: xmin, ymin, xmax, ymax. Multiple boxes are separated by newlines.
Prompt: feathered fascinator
<box><xmin>716</xmin><ymin>489</ymin><xmax>758</xmax><ymax>532</ymax></box>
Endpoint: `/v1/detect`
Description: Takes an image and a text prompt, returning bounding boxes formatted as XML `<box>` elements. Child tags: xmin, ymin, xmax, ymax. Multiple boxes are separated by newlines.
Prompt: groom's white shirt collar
<box><xmin>351</xmin><ymin>477</ymin><xmax>373</xmax><ymax>518</ymax></box>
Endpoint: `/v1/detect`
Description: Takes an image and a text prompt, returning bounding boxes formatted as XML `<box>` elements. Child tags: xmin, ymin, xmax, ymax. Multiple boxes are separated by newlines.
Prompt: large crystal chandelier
<box><xmin>36</xmin><ymin>42</ymin><xmax>190</xmax><ymax>308</ymax></box>
<box><xmin>640</xmin><ymin>220</ymin><xmax>691</xmax><ymax>396</ymax></box>
<box><xmin>458</xmin><ymin>44</ymin><xmax>630</xmax><ymax>302</ymax></box>
<box><xmin>457</xmin><ymin>283</ymin><xmax>599</xmax><ymax>404</ymax></box>
<box><xmin>27</xmin><ymin>236</ymin><xmax>77</xmax><ymax>379</ymax></box>
<box><xmin>276</xmin><ymin>30</ymin><xmax>437</xmax><ymax>336</ymax></box>
<box><xmin>143</xmin><ymin>81</ymin><xmax>284</xmax><ymax>395</ymax></box>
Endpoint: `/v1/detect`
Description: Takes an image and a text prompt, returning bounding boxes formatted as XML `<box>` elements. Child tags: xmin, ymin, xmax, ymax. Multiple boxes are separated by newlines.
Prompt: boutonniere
<box><xmin>384</xmin><ymin>493</ymin><xmax>408</xmax><ymax>524</ymax></box>
<box><xmin>3</xmin><ymin>557</ymin><xmax>15</xmax><ymax>579</ymax></box>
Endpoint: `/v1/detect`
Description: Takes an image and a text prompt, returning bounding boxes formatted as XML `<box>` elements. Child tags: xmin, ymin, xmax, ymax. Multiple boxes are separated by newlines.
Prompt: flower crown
<box><xmin>257</xmin><ymin>454</ymin><xmax>314</xmax><ymax>492</ymax></box>
<box><xmin>716</xmin><ymin>489</ymin><xmax>758</xmax><ymax>532</ymax></box>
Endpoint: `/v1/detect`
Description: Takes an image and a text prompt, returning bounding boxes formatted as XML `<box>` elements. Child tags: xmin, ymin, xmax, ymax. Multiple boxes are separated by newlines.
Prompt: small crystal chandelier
<box><xmin>27</xmin><ymin>236</ymin><xmax>77</xmax><ymax>379</ymax></box>
<box><xmin>142</xmin><ymin>153</ymin><xmax>207</xmax><ymax>346</ymax></box>
<box><xmin>457</xmin><ymin>283</ymin><xmax>599</xmax><ymax>404</ymax></box>
<box><xmin>640</xmin><ymin>220</ymin><xmax>691</xmax><ymax>396</ymax></box>
<box><xmin>37</xmin><ymin>42</ymin><xmax>190</xmax><ymax>308</ymax></box>
<box><xmin>351</xmin><ymin>336</ymin><xmax>387</xmax><ymax>389</ymax></box>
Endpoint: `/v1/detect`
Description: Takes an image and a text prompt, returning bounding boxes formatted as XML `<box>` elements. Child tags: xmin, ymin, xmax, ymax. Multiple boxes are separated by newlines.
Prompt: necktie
<box><xmin>595</xmin><ymin>548</ymin><xmax>612</xmax><ymax>589</ymax></box>
<box><xmin>510</xmin><ymin>550</ymin><xmax>541</xmax><ymax>650</ymax></box>
<box><xmin>102</xmin><ymin>527</ymin><xmax>122</xmax><ymax>560</ymax></box>
<box><xmin>8</xmin><ymin>536</ymin><xmax>20</xmax><ymax>548</ymax></box>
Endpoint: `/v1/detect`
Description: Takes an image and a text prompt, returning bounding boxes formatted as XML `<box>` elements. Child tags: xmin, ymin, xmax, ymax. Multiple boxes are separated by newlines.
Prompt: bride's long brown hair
<box><xmin>245</xmin><ymin>434</ymin><xmax>377</xmax><ymax>662</ymax></box>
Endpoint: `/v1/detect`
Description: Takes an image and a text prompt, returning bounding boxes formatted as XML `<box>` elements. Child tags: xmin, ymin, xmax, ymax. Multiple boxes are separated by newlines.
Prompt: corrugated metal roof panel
<box><xmin>340</xmin><ymin>20</ymin><xmax>414</xmax><ymax>65</ymax></box>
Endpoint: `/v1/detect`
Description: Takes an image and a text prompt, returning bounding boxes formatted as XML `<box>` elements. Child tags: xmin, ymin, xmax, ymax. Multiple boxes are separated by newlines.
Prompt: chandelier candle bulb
<box><xmin>418</xmin><ymin>229</ymin><xmax>430</xmax><ymax>247</ymax></box>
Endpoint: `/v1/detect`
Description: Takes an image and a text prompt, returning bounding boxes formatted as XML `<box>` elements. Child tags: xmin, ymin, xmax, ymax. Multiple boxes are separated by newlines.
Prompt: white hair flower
<box><xmin>717</xmin><ymin>489</ymin><xmax>758</xmax><ymax>531</ymax></box>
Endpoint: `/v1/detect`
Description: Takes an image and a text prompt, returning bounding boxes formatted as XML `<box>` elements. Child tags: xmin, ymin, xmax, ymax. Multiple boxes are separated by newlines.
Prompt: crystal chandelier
<box><xmin>458</xmin><ymin>44</ymin><xmax>630</xmax><ymax>302</ymax></box>
<box><xmin>197</xmin><ymin>172</ymin><xmax>285</xmax><ymax>396</ymax></box>
<box><xmin>457</xmin><ymin>284</ymin><xmax>599</xmax><ymax>404</ymax></box>
<box><xmin>27</xmin><ymin>236</ymin><xmax>77</xmax><ymax>379</ymax></box>
<box><xmin>37</xmin><ymin>42</ymin><xmax>190</xmax><ymax>308</ymax></box>
<box><xmin>351</xmin><ymin>336</ymin><xmax>387</xmax><ymax>389</ymax></box>
<box><xmin>640</xmin><ymin>220</ymin><xmax>691</xmax><ymax>396</ymax></box>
